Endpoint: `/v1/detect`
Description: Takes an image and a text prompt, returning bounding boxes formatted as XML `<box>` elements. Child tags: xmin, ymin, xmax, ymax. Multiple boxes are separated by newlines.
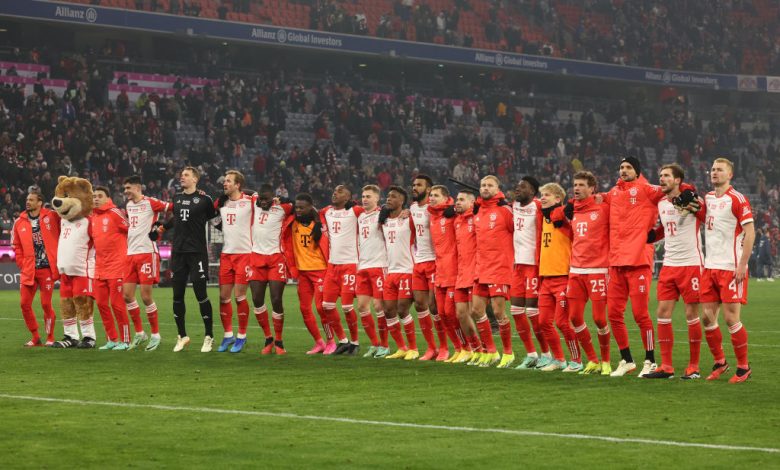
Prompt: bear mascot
<box><xmin>50</xmin><ymin>176</ymin><xmax>97</xmax><ymax>348</ymax></box>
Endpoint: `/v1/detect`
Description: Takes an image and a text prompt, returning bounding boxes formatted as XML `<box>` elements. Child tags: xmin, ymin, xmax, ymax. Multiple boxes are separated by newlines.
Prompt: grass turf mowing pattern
<box><xmin>0</xmin><ymin>282</ymin><xmax>778</xmax><ymax>467</ymax></box>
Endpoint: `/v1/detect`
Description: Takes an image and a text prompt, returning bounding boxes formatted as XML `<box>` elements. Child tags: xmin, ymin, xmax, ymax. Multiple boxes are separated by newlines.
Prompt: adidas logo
<box><xmin>639</xmin><ymin>275</ymin><xmax>646</xmax><ymax>280</ymax></box>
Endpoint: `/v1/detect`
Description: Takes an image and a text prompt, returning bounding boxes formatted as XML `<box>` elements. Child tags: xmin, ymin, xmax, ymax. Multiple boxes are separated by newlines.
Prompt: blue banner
<box><xmin>0</xmin><ymin>0</ymin><xmax>768</xmax><ymax>92</ymax></box>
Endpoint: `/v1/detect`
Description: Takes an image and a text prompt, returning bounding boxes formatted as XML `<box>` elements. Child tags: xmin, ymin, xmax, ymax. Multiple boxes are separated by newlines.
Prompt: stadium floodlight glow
<box><xmin>358</xmin><ymin>63</ymin><xmax>367</xmax><ymax>68</ymax></box>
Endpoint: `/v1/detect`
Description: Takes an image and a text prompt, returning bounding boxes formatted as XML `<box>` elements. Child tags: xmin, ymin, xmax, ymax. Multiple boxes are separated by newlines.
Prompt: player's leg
<box><xmin>429</xmin><ymin>284</ymin><xmax>449</xmax><ymax>360</ymax></box>
<box><xmin>297</xmin><ymin>272</ymin><xmax>326</xmax><ymax>354</ymax></box>
<box><xmin>421</xmin><ymin>287</ymin><xmax>447</xmax><ymax>361</ymax></box>
<box><xmin>493</xmin><ymin>293</ymin><xmax>515</xmax><ymax>368</ymax></box>
<box><xmin>228</xmin><ymin>279</ymin><xmax>250</xmax><ymax>352</ymax></box>
<box><xmin>269</xmin><ymin>280</ymin><xmax>286</xmax><ymax>354</ymax></box>
<box><xmin>189</xmin><ymin>254</ymin><xmax>214</xmax><ymax>352</ymax></box>
<box><xmin>124</xmin><ymin>257</ymin><xmax>145</xmax><ymax>338</ymax></box>
<box><xmin>357</xmin><ymin>293</ymin><xmax>380</xmax><ymax>356</ymax></box>
<box><xmin>94</xmin><ymin>279</ymin><xmax>119</xmax><ymax>349</ymax></box>
<box><xmin>682</xmin><ymin>302</ymin><xmax>702</xmax><ymax>379</ymax></box>
<box><xmin>336</xmin><ymin>266</ymin><xmax>359</xmax><ymax>354</ymax></box>
<box><xmin>109</xmin><ymin>279</ymin><xmax>131</xmax><ymax>349</ymax></box>
<box><xmin>383</xmin><ymin>297</ymin><xmax>407</xmax><ymax>357</ymax></box>
<box><xmin>398</xmin><ymin>296</ymin><xmax>419</xmax><ymax>360</ymax></box>
<box><xmin>607</xmin><ymin>267</ymin><xmax>636</xmax><ymax>375</ymax></box>
<box><xmin>628</xmin><ymin>266</ymin><xmax>656</xmax><ymax>376</ymax></box>
<box><xmin>249</xmin><ymin>280</ymin><xmax>273</xmax><ymax>344</ymax></box>
<box><xmin>373</xmin><ymin>296</ymin><xmax>389</xmax><ymax>354</ymax></box>
<box><xmin>724</xmin><ymin>301</ymin><xmax>750</xmax><ymax>382</ymax></box>
<box><xmin>442</xmin><ymin>288</ymin><xmax>464</xmax><ymax>362</ymax></box>
<box><xmin>218</xmin><ymin>282</ymin><xmax>236</xmax><ymax>345</ymax></box>
<box><xmin>171</xmin><ymin>253</ymin><xmax>191</xmax><ymax>351</ymax></box>
<box><xmin>412</xmin><ymin>266</ymin><xmax>438</xmax><ymax>356</ymax></box>
<box><xmin>646</xmin><ymin>299</ymin><xmax>676</xmax><ymax>378</ymax></box>
<box><xmin>700</xmin><ymin>269</ymin><xmax>728</xmax><ymax>379</ymax></box>
<box><xmin>322</xmin><ymin>266</ymin><xmax>348</xmax><ymax>350</ymax></box>
<box><xmin>37</xmin><ymin>269</ymin><xmax>57</xmax><ymax>345</ymax></box>
<box><xmin>553</xmin><ymin>291</ymin><xmax>581</xmax><ymax>372</ymax></box>
<box><xmin>123</xmin><ymin>280</ymin><xmax>146</xmax><ymax>346</ymax></box>
<box><xmin>510</xmin><ymin>265</ymin><xmax>536</xmax><ymax>358</ymax></box>
<box><xmin>567</xmin><ymin>276</ymin><xmax>598</xmax><ymax>372</ymax></box>
<box><xmin>472</xmin><ymin>291</ymin><xmax>497</xmax><ymax>357</ymax></box>
<box><xmin>19</xmin><ymin>281</ymin><xmax>41</xmax><ymax>346</ymax></box>
<box><xmin>538</xmin><ymin>285</ymin><xmax>565</xmax><ymax>371</ymax></box>
<box><xmin>139</xmin><ymin>284</ymin><xmax>161</xmax><ymax>351</ymax></box>
<box><xmin>455</xmin><ymin>295</ymin><xmax>479</xmax><ymax>363</ymax></box>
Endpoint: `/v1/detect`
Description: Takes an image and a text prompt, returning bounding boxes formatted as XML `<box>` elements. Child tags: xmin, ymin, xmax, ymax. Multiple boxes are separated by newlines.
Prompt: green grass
<box><xmin>1</xmin><ymin>281</ymin><xmax>779</xmax><ymax>468</ymax></box>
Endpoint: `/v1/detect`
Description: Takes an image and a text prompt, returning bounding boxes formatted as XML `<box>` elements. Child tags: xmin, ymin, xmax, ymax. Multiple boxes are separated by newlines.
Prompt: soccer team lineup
<box><xmin>14</xmin><ymin>156</ymin><xmax>756</xmax><ymax>383</ymax></box>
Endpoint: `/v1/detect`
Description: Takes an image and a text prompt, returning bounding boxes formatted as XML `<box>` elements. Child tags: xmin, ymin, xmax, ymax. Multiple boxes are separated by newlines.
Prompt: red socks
<box><xmin>475</xmin><ymin>316</ymin><xmax>497</xmax><ymax>354</ymax></box>
<box><xmin>728</xmin><ymin>322</ymin><xmax>749</xmax><ymax>369</ymax></box>
<box><xmin>377</xmin><ymin>311</ymin><xmax>389</xmax><ymax>348</ymax></box>
<box><xmin>272</xmin><ymin>312</ymin><xmax>284</xmax><ymax>341</ymax></box>
<box><xmin>127</xmin><ymin>300</ymin><xmax>143</xmax><ymax>334</ymax></box>
<box><xmin>687</xmin><ymin>317</ymin><xmax>701</xmax><ymax>369</ymax></box>
<box><xmin>236</xmin><ymin>296</ymin><xmax>249</xmax><ymax>336</ymax></box>
<box><xmin>344</xmin><ymin>307</ymin><xmax>359</xmax><ymax>343</ymax></box>
<box><xmin>219</xmin><ymin>299</ymin><xmax>233</xmax><ymax>335</ymax></box>
<box><xmin>417</xmin><ymin>310</ymin><xmax>437</xmax><ymax>351</ymax></box>
<box><xmin>359</xmin><ymin>311</ymin><xmax>380</xmax><ymax>347</ymax></box>
<box><xmin>386</xmin><ymin>317</ymin><xmax>406</xmax><ymax>349</ymax></box>
<box><xmin>401</xmin><ymin>315</ymin><xmax>417</xmax><ymax>350</ymax></box>
<box><xmin>511</xmin><ymin>306</ymin><xmax>536</xmax><ymax>354</ymax></box>
<box><xmin>657</xmin><ymin>318</ymin><xmax>673</xmax><ymax>370</ymax></box>
<box><xmin>254</xmin><ymin>305</ymin><xmax>272</xmax><ymax>338</ymax></box>
<box><xmin>574</xmin><ymin>323</ymin><xmax>598</xmax><ymax>363</ymax></box>
<box><xmin>498</xmin><ymin>319</ymin><xmax>513</xmax><ymax>355</ymax></box>
<box><xmin>704</xmin><ymin>323</ymin><xmax>725</xmax><ymax>364</ymax></box>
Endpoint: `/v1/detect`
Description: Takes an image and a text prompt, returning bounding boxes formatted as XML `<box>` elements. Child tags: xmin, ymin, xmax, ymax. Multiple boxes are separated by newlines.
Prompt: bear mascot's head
<box><xmin>51</xmin><ymin>176</ymin><xmax>93</xmax><ymax>220</ymax></box>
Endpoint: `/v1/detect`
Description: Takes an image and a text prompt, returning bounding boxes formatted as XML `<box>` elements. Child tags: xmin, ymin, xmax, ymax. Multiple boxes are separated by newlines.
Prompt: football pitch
<box><xmin>1</xmin><ymin>282</ymin><xmax>778</xmax><ymax>468</ymax></box>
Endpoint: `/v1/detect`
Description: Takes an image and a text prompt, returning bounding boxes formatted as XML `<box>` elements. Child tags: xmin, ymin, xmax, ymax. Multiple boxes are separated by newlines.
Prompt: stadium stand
<box><xmin>64</xmin><ymin>0</ymin><xmax>780</xmax><ymax>74</ymax></box>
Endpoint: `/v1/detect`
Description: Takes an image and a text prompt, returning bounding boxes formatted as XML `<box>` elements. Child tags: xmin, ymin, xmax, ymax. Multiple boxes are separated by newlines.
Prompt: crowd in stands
<box><xmin>81</xmin><ymin>0</ymin><xmax>780</xmax><ymax>75</ymax></box>
<box><xmin>0</xmin><ymin>41</ymin><xmax>778</xmax><ymax>274</ymax></box>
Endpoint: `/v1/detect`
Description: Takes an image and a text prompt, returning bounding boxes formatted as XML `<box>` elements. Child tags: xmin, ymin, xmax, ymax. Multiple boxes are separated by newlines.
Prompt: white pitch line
<box><xmin>0</xmin><ymin>393</ymin><xmax>777</xmax><ymax>454</ymax></box>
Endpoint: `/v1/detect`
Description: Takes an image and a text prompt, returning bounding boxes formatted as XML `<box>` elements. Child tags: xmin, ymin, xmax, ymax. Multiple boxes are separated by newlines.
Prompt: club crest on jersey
<box><xmin>489</xmin><ymin>213</ymin><xmax>497</xmax><ymax>221</ymax></box>
<box><xmin>629</xmin><ymin>188</ymin><xmax>638</xmax><ymax>196</ymax></box>
<box><xmin>440</xmin><ymin>219</ymin><xmax>446</xmax><ymax>226</ymax></box>
<box><xmin>102</xmin><ymin>218</ymin><xmax>109</xmax><ymax>225</ymax></box>
<box><xmin>590</xmin><ymin>212</ymin><xmax>598</xmax><ymax>220</ymax></box>
<box><xmin>193</xmin><ymin>197</ymin><xmax>200</xmax><ymax>204</ymax></box>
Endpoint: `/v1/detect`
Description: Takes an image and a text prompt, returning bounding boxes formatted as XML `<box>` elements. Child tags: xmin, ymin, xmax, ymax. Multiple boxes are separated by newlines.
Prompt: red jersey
<box><xmin>473</xmin><ymin>193</ymin><xmax>514</xmax><ymax>284</ymax></box>
<box><xmin>604</xmin><ymin>175</ymin><xmax>664</xmax><ymax>267</ymax></box>
<box><xmin>454</xmin><ymin>208</ymin><xmax>477</xmax><ymax>289</ymax></box>
<box><xmin>428</xmin><ymin>198</ymin><xmax>457</xmax><ymax>287</ymax></box>
<box><xmin>91</xmin><ymin>201</ymin><xmax>129</xmax><ymax>280</ymax></box>
<box><xmin>570</xmin><ymin>196</ymin><xmax>610</xmax><ymax>272</ymax></box>
<box><xmin>12</xmin><ymin>208</ymin><xmax>61</xmax><ymax>284</ymax></box>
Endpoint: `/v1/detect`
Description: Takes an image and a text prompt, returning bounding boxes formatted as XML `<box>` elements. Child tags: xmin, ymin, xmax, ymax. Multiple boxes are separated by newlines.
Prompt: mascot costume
<box><xmin>50</xmin><ymin>176</ymin><xmax>97</xmax><ymax>348</ymax></box>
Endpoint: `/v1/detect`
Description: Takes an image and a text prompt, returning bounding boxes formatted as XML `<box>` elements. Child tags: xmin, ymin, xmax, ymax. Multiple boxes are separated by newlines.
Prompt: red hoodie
<box><xmin>428</xmin><ymin>197</ymin><xmax>457</xmax><ymax>287</ymax></box>
<box><xmin>454</xmin><ymin>207</ymin><xmax>477</xmax><ymax>290</ymax></box>
<box><xmin>603</xmin><ymin>175</ymin><xmax>664</xmax><ymax>268</ymax></box>
<box><xmin>12</xmin><ymin>208</ymin><xmax>61</xmax><ymax>285</ymax></box>
<box><xmin>473</xmin><ymin>192</ymin><xmax>514</xmax><ymax>284</ymax></box>
<box><xmin>570</xmin><ymin>196</ymin><xmax>610</xmax><ymax>270</ymax></box>
<box><xmin>91</xmin><ymin>201</ymin><xmax>129</xmax><ymax>279</ymax></box>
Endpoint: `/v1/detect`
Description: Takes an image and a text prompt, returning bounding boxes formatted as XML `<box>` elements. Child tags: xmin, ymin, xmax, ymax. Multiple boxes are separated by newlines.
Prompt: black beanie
<box><xmin>621</xmin><ymin>156</ymin><xmax>642</xmax><ymax>176</ymax></box>
<box><xmin>521</xmin><ymin>175</ymin><xmax>540</xmax><ymax>194</ymax></box>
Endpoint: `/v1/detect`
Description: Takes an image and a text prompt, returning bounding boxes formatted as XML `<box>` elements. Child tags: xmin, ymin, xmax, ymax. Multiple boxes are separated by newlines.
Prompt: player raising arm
<box><xmin>122</xmin><ymin>176</ymin><xmax>171</xmax><ymax>351</ymax></box>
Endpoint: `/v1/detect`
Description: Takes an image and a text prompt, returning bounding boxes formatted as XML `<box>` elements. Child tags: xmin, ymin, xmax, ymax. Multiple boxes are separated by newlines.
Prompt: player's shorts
<box><xmin>219</xmin><ymin>253</ymin><xmax>251</xmax><ymax>285</ymax></box>
<box><xmin>412</xmin><ymin>260</ymin><xmax>436</xmax><ymax>291</ymax></box>
<box><xmin>510</xmin><ymin>264</ymin><xmax>539</xmax><ymax>299</ymax></box>
<box><xmin>454</xmin><ymin>287</ymin><xmax>472</xmax><ymax>303</ymax></box>
<box><xmin>247</xmin><ymin>252</ymin><xmax>286</xmax><ymax>283</ymax></box>
<box><xmin>700</xmin><ymin>268</ymin><xmax>748</xmax><ymax>304</ymax></box>
<box><xmin>356</xmin><ymin>267</ymin><xmax>385</xmax><ymax>298</ymax></box>
<box><xmin>567</xmin><ymin>272</ymin><xmax>608</xmax><ymax>301</ymax></box>
<box><xmin>383</xmin><ymin>273</ymin><xmax>413</xmax><ymax>301</ymax></box>
<box><xmin>473</xmin><ymin>283</ymin><xmax>510</xmax><ymax>300</ymax></box>
<box><xmin>125</xmin><ymin>253</ymin><xmax>161</xmax><ymax>285</ymax></box>
<box><xmin>171</xmin><ymin>251</ymin><xmax>210</xmax><ymax>283</ymax></box>
<box><xmin>59</xmin><ymin>274</ymin><xmax>93</xmax><ymax>299</ymax></box>
<box><xmin>538</xmin><ymin>276</ymin><xmax>569</xmax><ymax>310</ymax></box>
<box><xmin>657</xmin><ymin>265</ymin><xmax>702</xmax><ymax>304</ymax></box>
<box><xmin>323</xmin><ymin>263</ymin><xmax>357</xmax><ymax>300</ymax></box>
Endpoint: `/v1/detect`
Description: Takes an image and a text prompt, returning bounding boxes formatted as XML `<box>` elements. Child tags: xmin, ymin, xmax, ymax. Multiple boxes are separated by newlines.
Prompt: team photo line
<box><xmin>12</xmin><ymin>157</ymin><xmax>755</xmax><ymax>383</ymax></box>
